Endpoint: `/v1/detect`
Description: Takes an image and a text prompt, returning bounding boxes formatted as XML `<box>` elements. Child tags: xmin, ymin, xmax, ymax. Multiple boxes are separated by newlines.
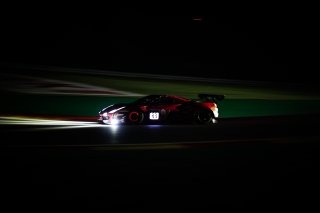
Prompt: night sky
<box><xmin>0</xmin><ymin>4</ymin><xmax>318</xmax><ymax>83</ymax></box>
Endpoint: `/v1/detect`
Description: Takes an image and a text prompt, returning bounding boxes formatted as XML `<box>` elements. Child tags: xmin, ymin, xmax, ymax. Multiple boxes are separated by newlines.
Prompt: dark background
<box><xmin>1</xmin><ymin>4</ymin><xmax>320</xmax><ymax>211</ymax></box>
<box><xmin>0</xmin><ymin>4</ymin><xmax>318</xmax><ymax>83</ymax></box>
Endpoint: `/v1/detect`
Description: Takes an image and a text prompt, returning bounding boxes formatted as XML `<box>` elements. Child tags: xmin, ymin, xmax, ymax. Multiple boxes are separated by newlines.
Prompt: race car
<box><xmin>97</xmin><ymin>94</ymin><xmax>224</xmax><ymax>125</ymax></box>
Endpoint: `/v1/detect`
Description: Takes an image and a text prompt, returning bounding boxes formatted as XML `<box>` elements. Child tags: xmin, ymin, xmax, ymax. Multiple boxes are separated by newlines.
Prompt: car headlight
<box><xmin>114</xmin><ymin>113</ymin><xmax>124</xmax><ymax>117</ymax></box>
<box><xmin>110</xmin><ymin>118</ymin><xmax>120</xmax><ymax>125</ymax></box>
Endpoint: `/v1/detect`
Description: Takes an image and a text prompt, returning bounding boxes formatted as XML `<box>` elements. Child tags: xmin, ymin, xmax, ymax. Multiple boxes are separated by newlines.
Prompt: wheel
<box><xmin>127</xmin><ymin>109</ymin><xmax>145</xmax><ymax>124</ymax></box>
<box><xmin>193</xmin><ymin>108</ymin><xmax>215</xmax><ymax>125</ymax></box>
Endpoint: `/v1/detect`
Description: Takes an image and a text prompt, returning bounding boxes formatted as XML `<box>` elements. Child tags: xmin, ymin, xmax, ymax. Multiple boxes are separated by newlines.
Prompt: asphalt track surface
<box><xmin>1</xmin><ymin>115</ymin><xmax>320</xmax><ymax>211</ymax></box>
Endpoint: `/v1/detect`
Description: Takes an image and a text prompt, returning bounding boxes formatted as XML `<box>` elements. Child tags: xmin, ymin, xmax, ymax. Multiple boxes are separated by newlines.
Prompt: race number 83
<box><xmin>149</xmin><ymin>112</ymin><xmax>159</xmax><ymax>120</ymax></box>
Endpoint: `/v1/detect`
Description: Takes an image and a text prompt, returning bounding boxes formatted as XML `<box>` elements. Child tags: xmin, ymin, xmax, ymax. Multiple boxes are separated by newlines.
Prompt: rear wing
<box><xmin>198</xmin><ymin>94</ymin><xmax>225</xmax><ymax>102</ymax></box>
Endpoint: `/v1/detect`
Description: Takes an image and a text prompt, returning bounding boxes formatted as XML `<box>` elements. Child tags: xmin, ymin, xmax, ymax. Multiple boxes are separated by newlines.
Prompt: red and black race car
<box><xmin>98</xmin><ymin>94</ymin><xmax>224</xmax><ymax>125</ymax></box>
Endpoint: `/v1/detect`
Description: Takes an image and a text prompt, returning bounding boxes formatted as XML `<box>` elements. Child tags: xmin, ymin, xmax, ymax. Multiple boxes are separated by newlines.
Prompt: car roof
<box><xmin>147</xmin><ymin>94</ymin><xmax>190</xmax><ymax>102</ymax></box>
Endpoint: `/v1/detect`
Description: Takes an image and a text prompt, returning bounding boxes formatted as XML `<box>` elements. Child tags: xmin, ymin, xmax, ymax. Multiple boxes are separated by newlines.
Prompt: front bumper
<box><xmin>98</xmin><ymin>113</ymin><xmax>125</xmax><ymax>125</ymax></box>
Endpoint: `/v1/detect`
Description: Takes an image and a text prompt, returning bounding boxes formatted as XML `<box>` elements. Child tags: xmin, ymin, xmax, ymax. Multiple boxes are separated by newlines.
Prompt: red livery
<box><xmin>98</xmin><ymin>94</ymin><xmax>224</xmax><ymax>125</ymax></box>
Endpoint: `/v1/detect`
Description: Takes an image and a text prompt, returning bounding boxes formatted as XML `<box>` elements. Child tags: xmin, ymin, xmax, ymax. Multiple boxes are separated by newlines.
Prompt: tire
<box><xmin>127</xmin><ymin>109</ymin><xmax>145</xmax><ymax>124</ymax></box>
<box><xmin>193</xmin><ymin>108</ymin><xmax>214</xmax><ymax>125</ymax></box>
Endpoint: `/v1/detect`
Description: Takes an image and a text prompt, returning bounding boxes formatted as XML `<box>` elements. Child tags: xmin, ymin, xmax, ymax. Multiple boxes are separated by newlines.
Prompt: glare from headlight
<box><xmin>111</xmin><ymin>118</ymin><xmax>119</xmax><ymax>125</ymax></box>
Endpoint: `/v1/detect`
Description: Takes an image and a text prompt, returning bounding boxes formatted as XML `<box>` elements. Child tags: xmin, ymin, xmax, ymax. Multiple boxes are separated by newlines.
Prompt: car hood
<box><xmin>99</xmin><ymin>103</ymin><xmax>129</xmax><ymax>114</ymax></box>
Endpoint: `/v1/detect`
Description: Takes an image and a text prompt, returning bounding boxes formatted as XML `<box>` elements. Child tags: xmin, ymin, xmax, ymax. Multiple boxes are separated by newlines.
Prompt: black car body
<box><xmin>98</xmin><ymin>94</ymin><xmax>224</xmax><ymax>125</ymax></box>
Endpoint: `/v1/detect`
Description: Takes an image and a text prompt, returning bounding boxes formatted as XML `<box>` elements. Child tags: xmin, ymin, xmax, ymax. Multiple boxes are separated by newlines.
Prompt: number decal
<box><xmin>149</xmin><ymin>112</ymin><xmax>159</xmax><ymax>120</ymax></box>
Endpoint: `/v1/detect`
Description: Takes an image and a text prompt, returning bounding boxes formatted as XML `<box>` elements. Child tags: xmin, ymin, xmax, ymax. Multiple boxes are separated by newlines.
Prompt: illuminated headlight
<box><xmin>103</xmin><ymin>112</ymin><xmax>108</xmax><ymax>117</ymax></box>
<box><xmin>110</xmin><ymin>118</ymin><xmax>119</xmax><ymax>125</ymax></box>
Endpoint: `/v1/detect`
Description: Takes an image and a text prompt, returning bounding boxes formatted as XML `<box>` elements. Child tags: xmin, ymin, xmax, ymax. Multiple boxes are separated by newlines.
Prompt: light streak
<box><xmin>0</xmin><ymin>116</ymin><xmax>108</xmax><ymax>131</ymax></box>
